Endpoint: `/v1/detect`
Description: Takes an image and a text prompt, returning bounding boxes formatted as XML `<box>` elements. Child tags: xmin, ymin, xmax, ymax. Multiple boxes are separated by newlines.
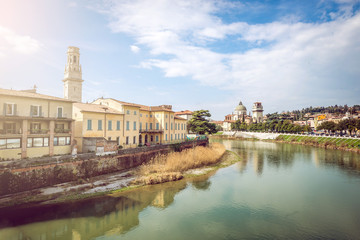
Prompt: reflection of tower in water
<box><xmin>252</xmin><ymin>151</ymin><xmax>264</xmax><ymax>176</ymax></box>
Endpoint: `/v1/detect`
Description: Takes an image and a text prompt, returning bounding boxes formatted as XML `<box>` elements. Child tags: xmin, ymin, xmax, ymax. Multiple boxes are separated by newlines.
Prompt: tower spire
<box><xmin>63</xmin><ymin>46</ymin><xmax>84</xmax><ymax>102</ymax></box>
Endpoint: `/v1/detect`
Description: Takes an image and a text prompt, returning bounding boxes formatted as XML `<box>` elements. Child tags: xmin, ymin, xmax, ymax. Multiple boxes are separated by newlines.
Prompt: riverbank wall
<box><xmin>211</xmin><ymin>132</ymin><xmax>360</xmax><ymax>153</ymax></box>
<box><xmin>0</xmin><ymin>140</ymin><xmax>208</xmax><ymax>196</ymax></box>
<box><xmin>215</xmin><ymin>131</ymin><xmax>280</xmax><ymax>140</ymax></box>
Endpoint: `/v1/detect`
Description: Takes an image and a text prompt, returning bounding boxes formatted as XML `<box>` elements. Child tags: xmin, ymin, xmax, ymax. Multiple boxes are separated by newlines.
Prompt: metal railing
<box><xmin>54</xmin><ymin>128</ymin><xmax>71</xmax><ymax>133</ymax></box>
<box><xmin>29</xmin><ymin>129</ymin><xmax>49</xmax><ymax>134</ymax></box>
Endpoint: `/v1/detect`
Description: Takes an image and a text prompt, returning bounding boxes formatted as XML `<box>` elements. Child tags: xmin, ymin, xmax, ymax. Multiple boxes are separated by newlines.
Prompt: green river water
<box><xmin>1</xmin><ymin>139</ymin><xmax>360</xmax><ymax>240</ymax></box>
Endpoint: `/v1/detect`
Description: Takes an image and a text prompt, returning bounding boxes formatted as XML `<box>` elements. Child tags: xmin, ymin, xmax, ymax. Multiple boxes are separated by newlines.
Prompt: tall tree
<box><xmin>188</xmin><ymin>110</ymin><xmax>218</xmax><ymax>134</ymax></box>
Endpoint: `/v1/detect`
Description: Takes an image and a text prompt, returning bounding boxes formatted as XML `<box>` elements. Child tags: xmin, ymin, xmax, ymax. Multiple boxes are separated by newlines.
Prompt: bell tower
<box><xmin>63</xmin><ymin>46</ymin><xmax>83</xmax><ymax>102</ymax></box>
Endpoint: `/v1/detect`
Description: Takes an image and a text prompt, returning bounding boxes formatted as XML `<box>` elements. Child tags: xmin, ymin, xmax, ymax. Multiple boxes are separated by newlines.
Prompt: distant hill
<box><xmin>267</xmin><ymin>104</ymin><xmax>360</xmax><ymax>121</ymax></box>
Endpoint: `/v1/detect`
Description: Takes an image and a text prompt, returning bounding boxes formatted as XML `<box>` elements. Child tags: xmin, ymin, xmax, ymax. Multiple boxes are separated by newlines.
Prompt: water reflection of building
<box><xmin>0</xmin><ymin>181</ymin><xmax>187</xmax><ymax>240</ymax></box>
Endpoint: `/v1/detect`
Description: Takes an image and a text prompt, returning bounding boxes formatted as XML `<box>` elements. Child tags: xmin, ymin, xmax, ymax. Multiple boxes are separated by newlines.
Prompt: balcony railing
<box><xmin>139</xmin><ymin>129</ymin><xmax>164</xmax><ymax>133</ymax></box>
<box><xmin>0</xmin><ymin>129</ymin><xmax>21</xmax><ymax>135</ymax></box>
<box><xmin>30</xmin><ymin>112</ymin><xmax>44</xmax><ymax>118</ymax></box>
<box><xmin>54</xmin><ymin>113</ymin><xmax>68</xmax><ymax>119</ymax></box>
<box><xmin>55</xmin><ymin>128</ymin><xmax>71</xmax><ymax>133</ymax></box>
<box><xmin>29</xmin><ymin>129</ymin><xmax>49</xmax><ymax>134</ymax></box>
<box><xmin>2</xmin><ymin>111</ymin><xmax>19</xmax><ymax>117</ymax></box>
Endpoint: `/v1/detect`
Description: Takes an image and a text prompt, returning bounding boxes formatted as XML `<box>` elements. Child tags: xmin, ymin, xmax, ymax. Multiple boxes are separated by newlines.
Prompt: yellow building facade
<box><xmin>0</xmin><ymin>88</ymin><xmax>74</xmax><ymax>160</ymax></box>
<box><xmin>89</xmin><ymin>98</ymin><xmax>188</xmax><ymax>148</ymax></box>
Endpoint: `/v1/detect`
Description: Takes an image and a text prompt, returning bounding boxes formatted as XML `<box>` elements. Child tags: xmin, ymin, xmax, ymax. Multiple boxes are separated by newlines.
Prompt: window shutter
<box><xmin>39</xmin><ymin>106</ymin><xmax>42</xmax><ymax>117</ymax></box>
<box><xmin>3</xmin><ymin>103</ymin><xmax>6</xmax><ymax>116</ymax></box>
<box><xmin>14</xmin><ymin>104</ymin><xmax>17</xmax><ymax>116</ymax></box>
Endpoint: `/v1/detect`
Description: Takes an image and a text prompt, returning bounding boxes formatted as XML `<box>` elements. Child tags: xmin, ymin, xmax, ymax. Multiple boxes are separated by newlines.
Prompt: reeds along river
<box><xmin>1</xmin><ymin>139</ymin><xmax>360</xmax><ymax>240</ymax></box>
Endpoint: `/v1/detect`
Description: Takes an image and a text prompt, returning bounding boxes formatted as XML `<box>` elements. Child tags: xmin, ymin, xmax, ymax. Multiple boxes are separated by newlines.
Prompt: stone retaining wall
<box><xmin>0</xmin><ymin>140</ymin><xmax>208</xmax><ymax>196</ymax></box>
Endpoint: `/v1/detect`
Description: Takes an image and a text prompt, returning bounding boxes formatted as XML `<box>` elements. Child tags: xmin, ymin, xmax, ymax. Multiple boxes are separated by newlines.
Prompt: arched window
<box><xmin>73</xmin><ymin>56</ymin><xmax>77</xmax><ymax>63</ymax></box>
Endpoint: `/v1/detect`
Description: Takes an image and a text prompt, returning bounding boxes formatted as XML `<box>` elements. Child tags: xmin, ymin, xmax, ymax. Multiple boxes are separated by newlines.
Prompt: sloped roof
<box><xmin>0</xmin><ymin>88</ymin><xmax>74</xmax><ymax>102</ymax></box>
<box><xmin>109</xmin><ymin>98</ymin><xmax>174</xmax><ymax>112</ymax></box>
<box><xmin>74</xmin><ymin>103</ymin><xmax>123</xmax><ymax>115</ymax></box>
<box><xmin>175</xmin><ymin>110</ymin><xmax>193</xmax><ymax>115</ymax></box>
<box><xmin>174</xmin><ymin>116</ymin><xmax>187</xmax><ymax>120</ymax></box>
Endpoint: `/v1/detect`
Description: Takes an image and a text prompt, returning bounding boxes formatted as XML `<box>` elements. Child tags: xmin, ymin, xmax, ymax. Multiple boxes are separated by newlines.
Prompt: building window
<box><xmin>126</xmin><ymin>136</ymin><xmax>129</xmax><ymax>145</ymax></box>
<box><xmin>156</xmin><ymin>135</ymin><xmax>159</xmax><ymax>142</ymax></box>
<box><xmin>166</xmin><ymin>123</ymin><xmax>168</xmax><ymax>130</ymax></box>
<box><xmin>108</xmin><ymin>120</ymin><xmax>112</xmax><ymax>130</ymax></box>
<box><xmin>0</xmin><ymin>138</ymin><xmax>21</xmax><ymax>149</ymax></box>
<box><xmin>133</xmin><ymin>136</ymin><xmax>136</xmax><ymax>144</ymax></box>
<box><xmin>146</xmin><ymin>123</ymin><xmax>148</xmax><ymax>130</ymax></box>
<box><xmin>166</xmin><ymin>115</ymin><xmax>168</xmax><ymax>118</ymax></box>
<box><xmin>171</xmin><ymin>123</ymin><xmax>173</xmax><ymax>130</ymax></box>
<box><xmin>4</xmin><ymin>103</ymin><xmax>16</xmax><ymax>116</ymax></box>
<box><xmin>175</xmin><ymin>134</ymin><xmax>177</xmax><ymax>140</ymax></box>
<box><xmin>57</xmin><ymin>107</ymin><xmax>63</xmax><ymax>118</ymax></box>
<box><xmin>140</xmin><ymin>113</ymin><xmax>142</xmax><ymax>117</ymax></box>
<box><xmin>181</xmin><ymin>124</ymin><xmax>183</xmax><ymax>130</ymax></box>
<box><xmin>133</xmin><ymin>121</ymin><xmax>136</xmax><ymax>130</ymax></box>
<box><xmin>151</xmin><ymin>135</ymin><xmax>154</xmax><ymax>142</ymax></box>
<box><xmin>126</xmin><ymin>110</ymin><xmax>130</xmax><ymax>114</ymax></box>
<box><xmin>156</xmin><ymin>123</ymin><xmax>159</xmax><ymax>130</ymax></box>
<box><xmin>134</xmin><ymin>111</ymin><xmax>137</xmax><ymax>115</ymax></box>
<box><xmin>140</xmin><ymin>122</ymin><xmax>142</xmax><ymax>130</ymax></box>
<box><xmin>108</xmin><ymin>137</ymin><xmax>111</xmax><ymax>141</ymax></box>
<box><xmin>178</xmin><ymin>123</ymin><xmax>180</xmax><ymax>130</ymax></box>
<box><xmin>98</xmin><ymin>120</ymin><xmax>102</xmax><ymax>130</ymax></box>
<box><xmin>175</xmin><ymin>123</ymin><xmax>177</xmax><ymax>130</ymax></box>
<box><xmin>126</xmin><ymin>121</ymin><xmax>130</xmax><ymax>131</ymax></box>
<box><xmin>171</xmin><ymin>134</ymin><xmax>173</xmax><ymax>141</ymax></box>
<box><xmin>117</xmin><ymin>121</ymin><xmax>120</xmax><ymax>130</ymax></box>
<box><xmin>165</xmin><ymin>134</ymin><xmax>167</xmax><ymax>141</ymax></box>
<box><xmin>150</xmin><ymin>114</ymin><xmax>152</xmax><ymax>118</ymax></box>
<box><xmin>54</xmin><ymin>136</ymin><xmax>71</xmax><ymax>146</ymax></box>
<box><xmin>27</xmin><ymin>137</ymin><xmax>49</xmax><ymax>147</ymax></box>
<box><xmin>30</xmin><ymin>105</ymin><xmax>41</xmax><ymax>117</ymax></box>
<box><xmin>150</xmin><ymin>123</ymin><xmax>153</xmax><ymax>130</ymax></box>
<box><xmin>87</xmin><ymin>119</ymin><xmax>92</xmax><ymax>130</ymax></box>
<box><xmin>156</xmin><ymin>114</ymin><xmax>159</xmax><ymax>118</ymax></box>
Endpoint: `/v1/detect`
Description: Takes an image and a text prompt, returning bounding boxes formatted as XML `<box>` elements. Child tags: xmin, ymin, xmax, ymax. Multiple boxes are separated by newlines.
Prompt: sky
<box><xmin>0</xmin><ymin>0</ymin><xmax>359</xmax><ymax>120</ymax></box>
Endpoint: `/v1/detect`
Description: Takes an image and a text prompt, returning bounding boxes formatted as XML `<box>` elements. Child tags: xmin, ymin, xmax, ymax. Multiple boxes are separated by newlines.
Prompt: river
<box><xmin>1</xmin><ymin>139</ymin><xmax>360</xmax><ymax>240</ymax></box>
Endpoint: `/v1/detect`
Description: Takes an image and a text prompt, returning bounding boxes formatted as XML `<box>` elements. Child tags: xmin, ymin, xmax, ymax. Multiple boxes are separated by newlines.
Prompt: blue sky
<box><xmin>0</xmin><ymin>0</ymin><xmax>359</xmax><ymax>120</ymax></box>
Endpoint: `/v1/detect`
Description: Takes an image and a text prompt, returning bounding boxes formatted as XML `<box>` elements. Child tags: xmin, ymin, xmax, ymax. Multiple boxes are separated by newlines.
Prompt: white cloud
<box><xmin>103</xmin><ymin>0</ymin><xmax>360</xmax><ymax>112</ymax></box>
<box><xmin>130</xmin><ymin>45</ymin><xmax>140</xmax><ymax>53</ymax></box>
<box><xmin>68</xmin><ymin>2</ymin><xmax>78</xmax><ymax>8</ymax></box>
<box><xmin>0</xmin><ymin>26</ymin><xmax>42</xmax><ymax>55</ymax></box>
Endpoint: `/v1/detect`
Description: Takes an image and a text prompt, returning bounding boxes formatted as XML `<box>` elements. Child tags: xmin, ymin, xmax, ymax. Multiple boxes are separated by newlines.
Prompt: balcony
<box><xmin>139</xmin><ymin>129</ymin><xmax>164</xmax><ymax>133</ymax></box>
<box><xmin>54</xmin><ymin>113</ymin><xmax>69</xmax><ymax>119</ymax></box>
<box><xmin>55</xmin><ymin>128</ymin><xmax>71</xmax><ymax>133</ymax></box>
<box><xmin>29</xmin><ymin>129</ymin><xmax>49</xmax><ymax>134</ymax></box>
<box><xmin>30</xmin><ymin>112</ymin><xmax>44</xmax><ymax>118</ymax></box>
<box><xmin>0</xmin><ymin>129</ymin><xmax>21</xmax><ymax>135</ymax></box>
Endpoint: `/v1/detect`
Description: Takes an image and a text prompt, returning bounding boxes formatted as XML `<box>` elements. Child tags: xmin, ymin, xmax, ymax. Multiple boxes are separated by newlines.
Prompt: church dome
<box><xmin>235</xmin><ymin>101</ymin><xmax>247</xmax><ymax>111</ymax></box>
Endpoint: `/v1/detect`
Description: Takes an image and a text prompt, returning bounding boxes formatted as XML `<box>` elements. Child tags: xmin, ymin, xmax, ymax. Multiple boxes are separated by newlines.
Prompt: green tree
<box><xmin>188</xmin><ymin>110</ymin><xmax>218</xmax><ymax>134</ymax></box>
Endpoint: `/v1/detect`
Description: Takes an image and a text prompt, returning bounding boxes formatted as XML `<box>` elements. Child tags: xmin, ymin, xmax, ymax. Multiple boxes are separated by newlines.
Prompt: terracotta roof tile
<box><xmin>175</xmin><ymin>110</ymin><xmax>193</xmax><ymax>115</ymax></box>
<box><xmin>109</xmin><ymin>98</ymin><xmax>174</xmax><ymax>112</ymax></box>
<box><xmin>74</xmin><ymin>103</ymin><xmax>123</xmax><ymax>115</ymax></box>
<box><xmin>0</xmin><ymin>88</ymin><xmax>74</xmax><ymax>102</ymax></box>
<box><xmin>174</xmin><ymin>116</ymin><xmax>187</xmax><ymax>120</ymax></box>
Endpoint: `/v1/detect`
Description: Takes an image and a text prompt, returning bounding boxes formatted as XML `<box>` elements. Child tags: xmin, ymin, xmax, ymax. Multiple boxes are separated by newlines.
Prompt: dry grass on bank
<box><xmin>133</xmin><ymin>143</ymin><xmax>226</xmax><ymax>185</ymax></box>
